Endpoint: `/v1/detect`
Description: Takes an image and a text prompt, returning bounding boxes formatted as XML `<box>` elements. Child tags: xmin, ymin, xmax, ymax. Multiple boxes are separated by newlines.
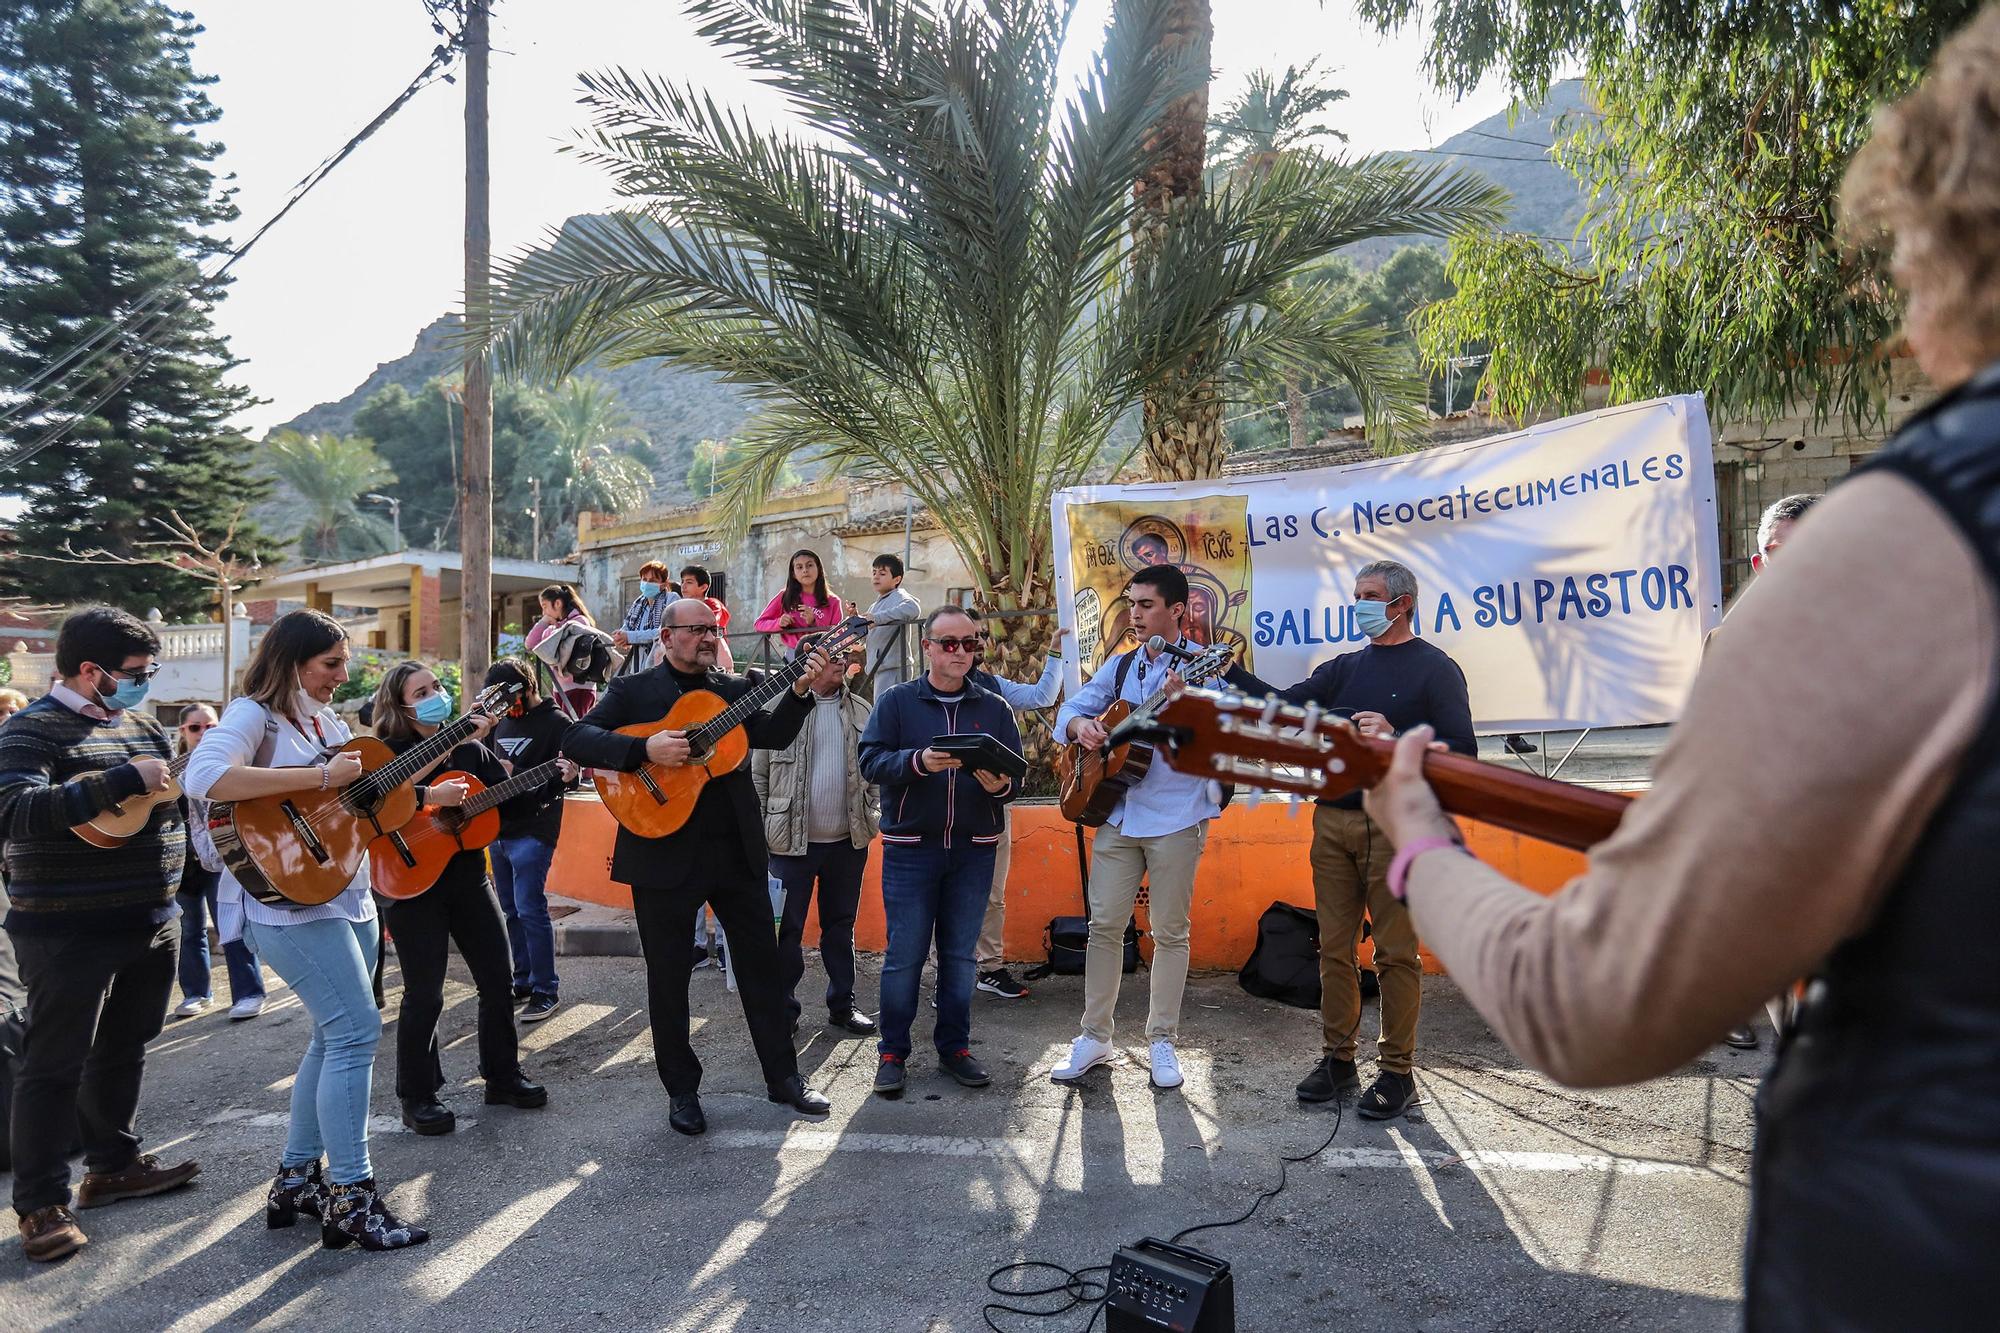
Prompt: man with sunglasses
<box><xmin>563</xmin><ymin>598</ymin><xmax>835</xmax><ymax>1136</ymax></box>
<box><xmin>859</xmin><ymin>606</ymin><xmax>1023</xmax><ymax>1098</ymax></box>
<box><xmin>0</xmin><ymin>607</ymin><xmax>199</xmax><ymax>1261</ymax></box>
<box><xmin>960</xmin><ymin>609</ymin><xmax>1070</xmax><ymax>1001</ymax></box>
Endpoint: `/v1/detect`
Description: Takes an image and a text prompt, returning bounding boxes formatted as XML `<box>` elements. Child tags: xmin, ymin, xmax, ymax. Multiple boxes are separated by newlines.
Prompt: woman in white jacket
<box><xmin>184</xmin><ymin>609</ymin><xmax>427</xmax><ymax>1252</ymax></box>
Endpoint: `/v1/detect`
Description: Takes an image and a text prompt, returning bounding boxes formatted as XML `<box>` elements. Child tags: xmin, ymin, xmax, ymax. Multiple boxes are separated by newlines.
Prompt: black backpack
<box><xmin>1238</xmin><ymin>902</ymin><xmax>1378</xmax><ymax>1009</ymax></box>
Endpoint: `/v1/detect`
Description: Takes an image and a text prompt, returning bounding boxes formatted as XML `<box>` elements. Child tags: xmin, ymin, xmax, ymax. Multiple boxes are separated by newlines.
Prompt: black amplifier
<box><xmin>1103</xmin><ymin>1237</ymin><xmax>1234</xmax><ymax>1332</ymax></box>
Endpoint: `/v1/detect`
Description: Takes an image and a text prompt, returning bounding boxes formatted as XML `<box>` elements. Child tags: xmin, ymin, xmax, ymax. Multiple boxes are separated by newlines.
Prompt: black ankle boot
<box><xmin>400</xmin><ymin>1096</ymin><xmax>456</xmax><ymax>1135</ymax></box>
<box><xmin>266</xmin><ymin>1158</ymin><xmax>327</xmax><ymax>1229</ymax></box>
<box><xmin>321</xmin><ymin>1179</ymin><xmax>429</xmax><ymax>1252</ymax></box>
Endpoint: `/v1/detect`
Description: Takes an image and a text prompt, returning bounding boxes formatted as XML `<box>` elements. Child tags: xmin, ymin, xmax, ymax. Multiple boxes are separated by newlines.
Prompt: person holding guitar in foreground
<box><xmin>0</xmin><ymin>607</ymin><xmax>197</xmax><ymax>1262</ymax></box>
<box><xmin>1050</xmin><ymin>566</ymin><xmax>1262</xmax><ymax>1091</ymax></box>
<box><xmin>563</xmin><ymin>597</ymin><xmax>835</xmax><ymax>1136</ymax></box>
<box><xmin>1231</xmin><ymin>560</ymin><xmax>1475</xmax><ymax>1120</ymax></box>
<box><xmin>183</xmin><ymin>610</ymin><xmax>423</xmax><ymax>1252</ymax></box>
<box><xmin>368</xmin><ymin>662</ymin><xmax>547</xmax><ymax>1137</ymax></box>
<box><xmin>1360</xmin><ymin>19</ymin><xmax>2000</xmax><ymax>1325</ymax></box>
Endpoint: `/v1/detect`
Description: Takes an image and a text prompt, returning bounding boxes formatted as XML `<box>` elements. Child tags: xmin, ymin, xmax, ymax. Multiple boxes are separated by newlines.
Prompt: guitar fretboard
<box><xmin>463</xmin><ymin>759</ymin><xmax>562</xmax><ymax>817</ymax></box>
<box><xmin>684</xmin><ymin>618</ymin><xmax>867</xmax><ymax>752</ymax></box>
<box><xmin>1133</xmin><ymin>645</ymin><xmax>1232</xmax><ymax>718</ymax></box>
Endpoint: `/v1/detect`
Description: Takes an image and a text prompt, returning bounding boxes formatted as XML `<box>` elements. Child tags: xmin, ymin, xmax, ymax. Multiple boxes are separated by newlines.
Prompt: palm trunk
<box><xmin>1135</xmin><ymin>0</ymin><xmax>1222</xmax><ymax>483</ymax></box>
<box><xmin>1285</xmin><ymin>372</ymin><xmax>1309</xmax><ymax>450</ymax></box>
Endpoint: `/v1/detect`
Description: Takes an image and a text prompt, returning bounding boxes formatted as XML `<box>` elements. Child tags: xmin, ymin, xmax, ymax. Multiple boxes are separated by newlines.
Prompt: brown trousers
<box><xmin>1310</xmin><ymin>805</ymin><xmax>1420</xmax><ymax>1073</ymax></box>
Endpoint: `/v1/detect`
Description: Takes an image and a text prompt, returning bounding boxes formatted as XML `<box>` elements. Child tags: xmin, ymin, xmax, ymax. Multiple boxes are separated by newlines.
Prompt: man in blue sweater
<box><xmin>1236</xmin><ymin>560</ymin><xmax>1476</xmax><ymax>1120</ymax></box>
<box><xmin>858</xmin><ymin>606</ymin><xmax>1021</xmax><ymax>1098</ymax></box>
<box><xmin>0</xmin><ymin>607</ymin><xmax>200</xmax><ymax>1261</ymax></box>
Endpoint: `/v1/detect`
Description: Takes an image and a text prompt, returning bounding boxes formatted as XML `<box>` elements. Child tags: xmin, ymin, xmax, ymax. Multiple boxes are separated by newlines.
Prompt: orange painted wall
<box><xmin>549</xmin><ymin>794</ymin><xmax>1592</xmax><ymax>973</ymax></box>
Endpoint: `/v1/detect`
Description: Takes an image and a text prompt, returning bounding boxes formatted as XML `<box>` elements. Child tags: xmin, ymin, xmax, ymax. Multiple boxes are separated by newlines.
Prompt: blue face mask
<box><xmin>639</xmin><ymin>581</ymin><xmax>661</xmax><ymax>599</ymax></box>
<box><xmin>96</xmin><ymin>669</ymin><xmax>151</xmax><ymax>713</ymax></box>
<box><xmin>1353</xmin><ymin>597</ymin><xmax>1402</xmax><ymax>640</ymax></box>
<box><xmin>412</xmin><ymin>690</ymin><xmax>454</xmax><ymax>726</ymax></box>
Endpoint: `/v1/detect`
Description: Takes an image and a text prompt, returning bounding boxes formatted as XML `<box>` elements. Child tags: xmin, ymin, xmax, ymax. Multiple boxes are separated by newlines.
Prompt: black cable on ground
<box><xmin>981</xmin><ymin>1010</ymin><xmax>1364</xmax><ymax>1331</ymax></box>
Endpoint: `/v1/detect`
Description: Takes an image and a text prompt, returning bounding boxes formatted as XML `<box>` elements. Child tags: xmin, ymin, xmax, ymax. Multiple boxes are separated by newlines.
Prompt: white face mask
<box><xmin>295</xmin><ymin>669</ymin><xmax>322</xmax><ymax>718</ymax></box>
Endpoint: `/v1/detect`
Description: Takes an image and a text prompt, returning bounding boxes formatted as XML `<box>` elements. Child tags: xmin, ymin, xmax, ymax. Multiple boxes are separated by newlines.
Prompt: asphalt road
<box><xmin>2</xmin><ymin>950</ymin><xmax>1759</xmax><ymax>1331</ymax></box>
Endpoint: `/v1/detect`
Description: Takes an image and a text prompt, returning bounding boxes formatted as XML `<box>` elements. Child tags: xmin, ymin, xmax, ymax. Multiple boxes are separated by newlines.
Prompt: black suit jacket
<box><xmin>563</xmin><ymin>664</ymin><xmax>813</xmax><ymax>888</ymax></box>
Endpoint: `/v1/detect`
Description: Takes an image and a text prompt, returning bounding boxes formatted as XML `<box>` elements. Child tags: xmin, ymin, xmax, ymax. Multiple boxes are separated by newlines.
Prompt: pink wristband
<box><xmin>1387</xmin><ymin>835</ymin><xmax>1468</xmax><ymax>901</ymax></box>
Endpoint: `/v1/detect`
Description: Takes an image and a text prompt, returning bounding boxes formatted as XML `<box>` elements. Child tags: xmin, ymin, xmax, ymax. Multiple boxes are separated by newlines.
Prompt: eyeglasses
<box><xmin>669</xmin><ymin>624</ymin><xmax>721</xmax><ymax>638</ymax></box>
<box><xmin>97</xmin><ymin>663</ymin><xmax>162</xmax><ymax>683</ymax></box>
<box><xmin>928</xmin><ymin>637</ymin><xmax>982</xmax><ymax>653</ymax></box>
<box><xmin>181</xmin><ymin>722</ymin><xmax>215</xmax><ymax>733</ymax></box>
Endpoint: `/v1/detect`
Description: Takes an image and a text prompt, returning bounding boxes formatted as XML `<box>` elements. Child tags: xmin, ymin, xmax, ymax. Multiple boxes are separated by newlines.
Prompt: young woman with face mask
<box><xmin>182</xmin><ymin>610</ymin><xmax>422</xmax><ymax>1252</ymax></box>
<box><xmin>368</xmin><ymin>662</ymin><xmax>547</xmax><ymax>1140</ymax></box>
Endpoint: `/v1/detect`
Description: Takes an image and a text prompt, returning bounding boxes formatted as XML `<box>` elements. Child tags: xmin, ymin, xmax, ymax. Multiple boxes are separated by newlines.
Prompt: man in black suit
<box><xmin>565</xmin><ymin>598</ymin><xmax>834</xmax><ymax>1135</ymax></box>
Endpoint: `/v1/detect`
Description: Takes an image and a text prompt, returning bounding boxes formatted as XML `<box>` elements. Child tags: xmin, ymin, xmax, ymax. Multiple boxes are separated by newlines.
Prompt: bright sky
<box><xmin>194</xmin><ymin>0</ymin><xmax>1511</xmax><ymax>436</ymax></box>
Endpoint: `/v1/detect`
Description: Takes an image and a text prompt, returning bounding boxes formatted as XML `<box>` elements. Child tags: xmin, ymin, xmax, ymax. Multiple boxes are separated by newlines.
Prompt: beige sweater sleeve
<box><xmin>1406</xmin><ymin>471</ymin><xmax>1998</xmax><ymax>1087</ymax></box>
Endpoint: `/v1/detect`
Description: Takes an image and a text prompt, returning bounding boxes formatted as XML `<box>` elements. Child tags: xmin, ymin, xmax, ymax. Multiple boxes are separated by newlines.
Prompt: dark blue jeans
<box><xmin>492</xmin><ymin>834</ymin><xmax>560</xmax><ymax>997</ymax></box>
<box><xmin>176</xmin><ymin>865</ymin><xmax>265</xmax><ymax>1004</ymax></box>
<box><xmin>877</xmin><ymin>842</ymin><xmax>997</xmax><ymax>1061</ymax></box>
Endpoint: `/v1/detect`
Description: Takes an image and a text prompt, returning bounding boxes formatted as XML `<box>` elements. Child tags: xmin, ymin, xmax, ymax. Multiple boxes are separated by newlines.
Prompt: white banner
<box><xmin>1051</xmin><ymin>395</ymin><xmax>1722</xmax><ymax>732</ymax></box>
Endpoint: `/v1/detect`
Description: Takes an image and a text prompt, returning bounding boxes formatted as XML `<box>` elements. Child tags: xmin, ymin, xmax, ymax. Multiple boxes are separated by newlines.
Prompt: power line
<box><xmin>0</xmin><ymin>30</ymin><xmax>467</xmax><ymax>472</ymax></box>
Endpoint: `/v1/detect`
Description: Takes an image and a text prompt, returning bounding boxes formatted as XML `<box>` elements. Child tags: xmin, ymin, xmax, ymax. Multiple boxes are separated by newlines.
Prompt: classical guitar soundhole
<box><xmin>280</xmin><ymin>800</ymin><xmax>332</xmax><ymax>866</ymax></box>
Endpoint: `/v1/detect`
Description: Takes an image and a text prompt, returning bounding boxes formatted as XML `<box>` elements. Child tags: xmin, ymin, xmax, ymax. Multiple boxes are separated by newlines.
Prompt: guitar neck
<box><xmin>167</xmin><ymin>751</ymin><xmax>192</xmax><ymax>778</ymax></box>
<box><xmin>1410</xmin><ymin>747</ymin><xmax>1631</xmax><ymax>852</ymax></box>
<box><xmin>685</xmin><ymin>619</ymin><xmax>863</xmax><ymax>750</ymax></box>
<box><xmin>1130</xmin><ymin>650</ymin><xmax>1231</xmax><ymax>720</ymax></box>
<box><xmin>464</xmin><ymin>760</ymin><xmax>562</xmax><ymax>817</ymax></box>
<box><xmin>366</xmin><ymin>716</ymin><xmax>483</xmax><ymax>800</ymax></box>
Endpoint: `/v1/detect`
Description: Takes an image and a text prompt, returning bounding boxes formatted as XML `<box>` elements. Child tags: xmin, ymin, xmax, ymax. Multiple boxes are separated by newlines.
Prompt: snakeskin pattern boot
<box><xmin>320</xmin><ymin>1179</ymin><xmax>429</xmax><ymax>1251</ymax></box>
<box><xmin>266</xmin><ymin>1158</ymin><xmax>327</xmax><ymax>1229</ymax></box>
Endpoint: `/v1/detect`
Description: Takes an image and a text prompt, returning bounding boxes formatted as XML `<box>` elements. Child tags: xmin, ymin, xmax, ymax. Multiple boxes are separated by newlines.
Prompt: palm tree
<box><xmin>487</xmin><ymin>0</ymin><xmax>1504</xmax><ymax>685</ymax></box>
<box><xmin>1210</xmin><ymin>61</ymin><xmax>1349</xmax><ymax>183</ymax></box>
<box><xmin>260</xmin><ymin>430</ymin><xmax>397</xmax><ymax>561</ymax></box>
<box><xmin>1211</xmin><ymin>61</ymin><xmax>1352</xmax><ymax>449</ymax></box>
<box><xmin>537</xmin><ymin>377</ymin><xmax>654</xmax><ymax>543</ymax></box>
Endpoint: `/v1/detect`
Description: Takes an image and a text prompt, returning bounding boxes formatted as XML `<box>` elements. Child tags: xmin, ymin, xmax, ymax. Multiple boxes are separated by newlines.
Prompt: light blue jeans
<box><xmin>242</xmin><ymin>915</ymin><xmax>382</xmax><ymax>1185</ymax></box>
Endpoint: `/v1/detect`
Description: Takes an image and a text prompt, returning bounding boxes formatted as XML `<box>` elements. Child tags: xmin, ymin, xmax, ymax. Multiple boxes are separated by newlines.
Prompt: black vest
<box><xmin>1746</xmin><ymin>361</ymin><xmax>2000</xmax><ymax>1331</ymax></box>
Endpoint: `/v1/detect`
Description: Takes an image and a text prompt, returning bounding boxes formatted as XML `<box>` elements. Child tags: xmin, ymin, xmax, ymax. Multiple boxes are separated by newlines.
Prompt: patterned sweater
<box><xmin>0</xmin><ymin>696</ymin><xmax>184</xmax><ymax>934</ymax></box>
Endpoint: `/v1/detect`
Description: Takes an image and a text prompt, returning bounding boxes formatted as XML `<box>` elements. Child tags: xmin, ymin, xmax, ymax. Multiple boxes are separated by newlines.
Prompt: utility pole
<box><xmin>459</xmin><ymin>0</ymin><xmax>493</xmax><ymax>688</ymax></box>
<box><xmin>529</xmin><ymin>475</ymin><xmax>541</xmax><ymax>563</ymax></box>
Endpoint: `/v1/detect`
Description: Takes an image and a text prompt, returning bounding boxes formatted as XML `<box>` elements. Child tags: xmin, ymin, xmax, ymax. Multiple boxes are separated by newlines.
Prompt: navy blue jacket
<box><xmin>859</xmin><ymin>674</ymin><xmax>1021</xmax><ymax>849</ymax></box>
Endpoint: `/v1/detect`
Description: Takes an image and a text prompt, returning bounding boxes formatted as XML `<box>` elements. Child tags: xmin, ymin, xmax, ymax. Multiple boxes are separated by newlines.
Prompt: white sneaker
<box><xmin>1149</xmin><ymin>1040</ymin><xmax>1184</xmax><ymax>1090</ymax></box>
<box><xmin>228</xmin><ymin>995</ymin><xmax>265</xmax><ymax>1021</ymax></box>
<box><xmin>1051</xmin><ymin>1035</ymin><xmax>1115</xmax><ymax>1083</ymax></box>
<box><xmin>172</xmin><ymin>996</ymin><xmax>208</xmax><ymax>1018</ymax></box>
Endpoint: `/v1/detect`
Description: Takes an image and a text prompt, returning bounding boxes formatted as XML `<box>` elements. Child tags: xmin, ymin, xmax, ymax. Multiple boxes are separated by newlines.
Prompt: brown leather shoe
<box><xmin>75</xmin><ymin>1152</ymin><xmax>201</xmax><ymax>1209</ymax></box>
<box><xmin>19</xmin><ymin>1205</ymin><xmax>87</xmax><ymax>1262</ymax></box>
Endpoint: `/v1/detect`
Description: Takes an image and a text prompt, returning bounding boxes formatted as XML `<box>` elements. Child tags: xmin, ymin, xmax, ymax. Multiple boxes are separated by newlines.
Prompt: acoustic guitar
<box><xmin>595</xmin><ymin>615</ymin><xmax>871</xmax><ymax>838</ymax></box>
<box><xmin>73</xmin><ymin>750</ymin><xmax>189</xmax><ymax>849</ymax></box>
<box><xmin>209</xmin><ymin>682</ymin><xmax>522</xmax><ymax>907</ymax></box>
<box><xmin>1056</xmin><ymin>637</ymin><xmax>1238</xmax><ymax>827</ymax></box>
<box><xmin>1105</xmin><ymin>684</ymin><xmax>1633</xmax><ymax>851</ymax></box>
<box><xmin>370</xmin><ymin>759</ymin><xmax>565</xmax><ymax>900</ymax></box>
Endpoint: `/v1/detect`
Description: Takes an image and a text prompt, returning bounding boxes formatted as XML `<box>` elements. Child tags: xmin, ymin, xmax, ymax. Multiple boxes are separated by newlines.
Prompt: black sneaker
<box><xmin>940</xmin><ymin>1049</ymin><xmax>990</xmax><ymax>1087</ymax></box>
<box><xmin>976</xmin><ymin>968</ymin><xmax>1030</xmax><ymax>999</ymax></box>
<box><xmin>1357</xmin><ymin>1070</ymin><xmax>1418</xmax><ymax>1120</ymax></box>
<box><xmin>1296</xmin><ymin>1054</ymin><xmax>1361</xmax><ymax>1103</ymax></box>
<box><xmin>520</xmin><ymin>994</ymin><xmax>559</xmax><ymax>1023</ymax></box>
<box><xmin>512</xmin><ymin>984</ymin><xmax>533</xmax><ymax>1005</ymax></box>
<box><xmin>874</xmin><ymin>1054</ymin><xmax>906</xmax><ymax>1099</ymax></box>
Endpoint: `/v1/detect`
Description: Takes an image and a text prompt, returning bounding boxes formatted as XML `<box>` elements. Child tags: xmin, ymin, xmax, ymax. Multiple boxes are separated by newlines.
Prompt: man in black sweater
<box><xmin>0</xmin><ymin>608</ymin><xmax>201</xmax><ymax>1261</ymax></box>
<box><xmin>563</xmin><ymin>597</ymin><xmax>834</xmax><ymax>1136</ymax></box>
<box><xmin>1238</xmin><ymin>561</ymin><xmax>1475</xmax><ymax>1120</ymax></box>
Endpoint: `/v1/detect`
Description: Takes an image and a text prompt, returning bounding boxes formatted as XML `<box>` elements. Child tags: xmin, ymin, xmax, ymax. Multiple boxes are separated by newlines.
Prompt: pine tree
<box><xmin>0</xmin><ymin>0</ymin><xmax>273</xmax><ymax>618</ymax></box>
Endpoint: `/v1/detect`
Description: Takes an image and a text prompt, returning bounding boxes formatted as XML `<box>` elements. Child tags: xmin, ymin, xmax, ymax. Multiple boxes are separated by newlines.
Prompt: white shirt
<box><xmin>183</xmin><ymin>695</ymin><xmax>376</xmax><ymax>942</ymax></box>
<box><xmin>1052</xmin><ymin>641</ymin><xmax>1222</xmax><ymax>839</ymax></box>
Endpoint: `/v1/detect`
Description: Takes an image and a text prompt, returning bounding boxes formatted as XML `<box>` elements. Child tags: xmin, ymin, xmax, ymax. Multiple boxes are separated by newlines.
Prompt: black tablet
<box><xmin>931</xmin><ymin>733</ymin><xmax>1027</xmax><ymax>780</ymax></box>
